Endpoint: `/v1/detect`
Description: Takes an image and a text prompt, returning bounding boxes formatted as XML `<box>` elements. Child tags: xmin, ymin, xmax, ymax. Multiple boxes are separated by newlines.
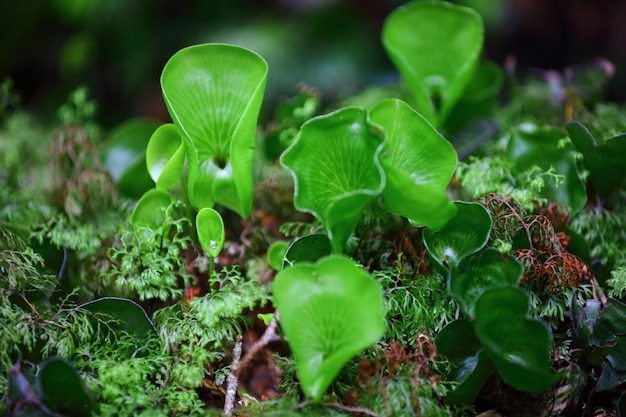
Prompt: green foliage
<box><xmin>376</xmin><ymin>255</ymin><xmax>458</xmax><ymax>346</ymax></box>
<box><xmin>607</xmin><ymin>267</ymin><xmax>626</xmax><ymax>299</ymax></box>
<box><xmin>57</xmin><ymin>86</ymin><xmax>100</xmax><ymax>139</ymax></box>
<box><xmin>455</xmin><ymin>155</ymin><xmax>568</xmax><ymax>211</ymax></box>
<box><xmin>506</xmin><ymin>124</ymin><xmax>586</xmax><ymax>213</ymax></box>
<box><xmin>569</xmin><ymin>192</ymin><xmax>626</xmax><ymax>268</ymax></box>
<box><xmin>101</xmin><ymin>118</ymin><xmax>159</xmax><ymax>199</ymax></box>
<box><xmin>104</xmin><ymin>200</ymin><xmax>192</xmax><ymax>301</ymax></box>
<box><xmin>154</xmin><ymin>266</ymin><xmax>270</xmax><ymax>388</ymax></box>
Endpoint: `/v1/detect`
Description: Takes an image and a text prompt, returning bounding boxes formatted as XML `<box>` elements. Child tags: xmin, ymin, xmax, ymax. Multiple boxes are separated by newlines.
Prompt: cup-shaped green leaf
<box><xmin>474</xmin><ymin>287</ymin><xmax>559</xmax><ymax>392</ymax></box>
<box><xmin>282</xmin><ymin>234</ymin><xmax>332</xmax><ymax>269</ymax></box>
<box><xmin>422</xmin><ymin>201</ymin><xmax>492</xmax><ymax>270</ymax></box>
<box><xmin>146</xmin><ymin>123</ymin><xmax>185</xmax><ymax>190</ymax></box>
<box><xmin>436</xmin><ymin>319</ymin><xmax>494</xmax><ymax>405</ymax></box>
<box><xmin>273</xmin><ymin>255</ymin><xmax>385</xmax><ymax>401</ymax></box>
<box><xmin>449</xmin><ymin>248</ymin><xmax>523</xmax><ymax>317</ymax></box>
<box><xmin>130</xmin><ymin>188</ymin><xmax>172</xmax><ymax>231</ymax></box>
<box><xmin>567</xmin><ymin>121</ymin><xmax>626</xmax><ymax>196</ymax></box>
<box><xmin>370</xmin><ymin>98</ymin><xmax>457</xmax><ymax>229</ymax></box>
<box><xmin>382</xmin><ymin>0</ymin><xmax>483</xmax><ymax>126</ymax></box>
<box><xmin>267</xmin><ymin>240</ymin><xmax>290</xmax><ymax>271</ymax></box>
<box><xmin>101</xmin><ymin>118</ymin><xmax>160</xmax><ymax>199</ymax></box>
<box><xmin>507</xmin><ymin>124</ymin><xmax>586</xmax><ymax>213</ymax></box>
<box><xmin>280</xmin><ymin>107</ymin><xmax>386</xmax><ymax>253</ymax></box>
<box><xmin>161</xmin><ymin>43</ymin><xmax>268</xmax><ymax>218</ymax></box>
<box><xmin>196</xmin><ymin>207</ymin><xmax>225</xmax><ymax>258</ymax></box>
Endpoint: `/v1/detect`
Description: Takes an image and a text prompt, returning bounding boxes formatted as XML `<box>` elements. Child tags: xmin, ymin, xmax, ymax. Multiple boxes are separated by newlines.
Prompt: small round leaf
<box><xmin>196</xmin><ymin>207</ymin><xmax>225</xmax><ymax>257</ymax></box>
<box><xmin>130</xmin><ymin>189</ymin><xmax>172</xmax><ymax>231</ymax></box>
<box><xmin>422</xmin><ymin>201</ymin><xmax>492</xmax><ymax>270</ymax></box>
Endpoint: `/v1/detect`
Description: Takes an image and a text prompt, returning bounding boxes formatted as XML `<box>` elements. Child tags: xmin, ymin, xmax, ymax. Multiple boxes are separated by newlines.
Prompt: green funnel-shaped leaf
<box><xmin>273</xmin><ymin>255</ymin><xmax>385</xmax><ymax>401</ymax></box>
<box><xmin>101</xmin><ymin>118</ymin><xmax>159</xmax><ymax>199</ymax></box>
<box><xmin>196</xmin><ymin>207</ymin><xmax>225</xmax><ymax>257</ymax></box>
<box><xmin>449</xmin><ymin>248</ymin><xmax>523</xmax><ymax>317</ymax></box>
<box><xmin>436</xmin><ymin>319</ymin><xmax>494</xmax><ymax>405</ymax></box>
<box><xmin>423</xmin><ymin>201</ymin><xmax>492</xmax><ymax>270</ymax></box>
<box><xmin>475</xmin><ymin>287</ymin><xmax>559</xmax><ymax>392</ymax></box>
<box><xmin>130</xmin><ymin>188</ymin><xmax>172</xmax><ymax>231</ymax></box>
<box><xmin>280</xmin><ymin>107</ymin><xmax>386</xmax><ymax>253</ymax></box>
<box><xmin>146</xmin><ymin>123</ymin><xmax>185</xmax><ymax>190</ymax></box>
<box><xmin>161</xmin><ymin>43</ymin><xmax>268</xmax><ymax>217</ymax></box>
<box><xmin>382</xmin><ymin>0</ymin><xmax>483</xmax><ymax>126</ymax></box>
<box><xmin>370</xmin><ymin>98</ymin><xmax>457</xmax><ymax>229</ymax></box>
<box><xmin>507</xmin><ymin>124</ymin><xmax>586</xmax><ymax>213</ymax></box>
<box><xmin>567</xmin><ymin>121</ymin><xmax>626</xmax><ymax>196</ymax></box>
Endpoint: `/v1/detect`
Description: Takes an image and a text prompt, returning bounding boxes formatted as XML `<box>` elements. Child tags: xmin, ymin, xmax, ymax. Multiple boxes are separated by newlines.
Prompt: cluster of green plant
<box><xmin>2</xmin><ymin>0</ymin><xmax>626</xmax><ymax>416</ymax></box>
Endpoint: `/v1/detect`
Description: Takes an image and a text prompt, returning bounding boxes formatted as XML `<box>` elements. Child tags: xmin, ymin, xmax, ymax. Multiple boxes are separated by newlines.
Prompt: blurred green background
<box><xmin>1</xmin><ymin>0</ymin><xmax>624</xmax><ymax>128</ymax></box>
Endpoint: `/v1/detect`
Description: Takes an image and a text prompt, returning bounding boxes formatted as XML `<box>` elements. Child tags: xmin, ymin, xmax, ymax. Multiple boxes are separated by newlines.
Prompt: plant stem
<box><xmin>224</xmin><ymin>334</ymin><xmax>243</xmax><ymax>415</ymax></box>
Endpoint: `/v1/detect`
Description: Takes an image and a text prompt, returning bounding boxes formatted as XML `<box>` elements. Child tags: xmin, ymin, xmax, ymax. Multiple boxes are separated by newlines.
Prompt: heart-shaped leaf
<box><xmin>474</xmin><ymin>287</ymin><xmax>559</xmax><ymax>392</ymax></box>
<box><xmin>436</xmin><ymin>319</ymin><xmax>494</xmax><ymax>405</ymax></box>
<box><xmin>567</xmin><ymin>121</ymin><xmax>626</xmax><ymax>196</ymax></box>
<box><xmin>422</xmin><ymin>201</ymin><xmax>492</xmax><ymax>270</ymax></box>
<box><xmin>161</xmin><ymin>43</ymin><xmax>268</xmax><ymax>217</ymax></box>
<box><xmin>273</xmin><ymin>255</ymin><xmax>385</xmax><ymax>401</ymax></box>
<box><xmin>449</xmin><ymin>248</ymin><xmax>523</xmax><ymax>317</ymax></box>
<box><xmin>130</xmin><ymin>188</ymin><xmax>172</xmax><ymax>231</ymax></box>
<box><xmin>101</xmin><ymin>118</ymin><xmax>160</xmax><ymax>199</ymax></box>
<box><xmin>280</xmin><ymin>107</ymin><xmax>386</xmax><ymax>253</ymax></box>
<box><xmin>80</xmin><ymin>297</ymin><xmax>157</xmax><ymax>340</ymax></box>
<box><xmin>38</xmin><ymin>357</ymin><xmax>94</xmax><ymax>416</ymax></box>
<box><xmin>382</xmin><ymin>0</ymin><xmax>483</xmax><ymax>126</ymax></box>
<box><xmin>507</xmin><ymin>124</ymin><xmax>586</xmax><ymax>213</ymax></box>
<box><xmin>146</xmin><ymin>123</ymin><xmax>185</xmax><ymax>190</ymax></box>
<box><xmin>369</xmin><ymin>98</ymin><xmax>457</xmax><ymax>229</ymax></box>
<box><xmin>196</xmin><ymin>207</ymin><xmax>225</xmax><ymax>257</ymax></box>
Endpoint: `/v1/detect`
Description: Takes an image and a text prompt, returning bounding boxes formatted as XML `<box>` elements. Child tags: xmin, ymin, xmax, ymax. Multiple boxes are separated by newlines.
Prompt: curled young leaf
<box><xmin>146</xmin><ymin>123</ymin><xmax>185</xmax><ymax>190</ymax></box>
